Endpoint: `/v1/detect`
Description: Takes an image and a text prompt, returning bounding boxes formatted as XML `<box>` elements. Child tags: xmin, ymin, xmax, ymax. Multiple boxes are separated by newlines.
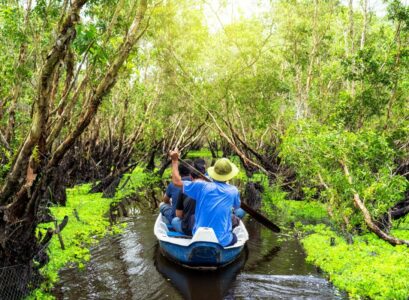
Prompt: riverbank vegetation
<box><xmin>31</xmin><ymin>167</ymin><xmax>149</xmax><ymax>298</ymax></box>
<box><xmin>31</xmin><ymin>184</ymin><xmax>120</xmax><ymax>299</ymax></box>
<box><xmin>262</xmin><ymin>182</ymin><xmax>409</xmax><ymax>299</ymax></box>
<box><xmin>0</xmin><ymin>0</ymin><xmax>408</xmax><ymax>299</ymax></box>
<box><xmin>302</xmin><ymin>223</ymin><xmax>409</xmax><ymax>299</ymax></box>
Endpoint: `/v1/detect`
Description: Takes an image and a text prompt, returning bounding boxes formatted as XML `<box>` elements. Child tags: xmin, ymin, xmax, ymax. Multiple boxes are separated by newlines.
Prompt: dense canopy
<box><xmin>0</xmin><ymin>0</ymin><xmax>408</xmax><ymax>298</ymax></box>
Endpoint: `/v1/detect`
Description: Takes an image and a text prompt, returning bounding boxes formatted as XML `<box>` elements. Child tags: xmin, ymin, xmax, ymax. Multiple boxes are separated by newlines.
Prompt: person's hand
<box><xmin>169</xmin><ymin>149</ymin><xmax>180</xmax><ymax>161</ymax></box>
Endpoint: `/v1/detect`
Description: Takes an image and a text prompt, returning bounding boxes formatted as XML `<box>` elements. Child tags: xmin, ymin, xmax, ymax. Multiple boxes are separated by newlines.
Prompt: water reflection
<box><xmin>231</xmin><ymin>274</ymin><xmax>345</xmax><ymax>299</ymax></box>
<box><xmin>54</xmin><ymin>212</ymin><xmax>346</xmax><ymax>300</ymax></box>
<box><xmin>155</xmin><ymin>246</ymin><xmax>247</xmax><ymax>300</ymax></box>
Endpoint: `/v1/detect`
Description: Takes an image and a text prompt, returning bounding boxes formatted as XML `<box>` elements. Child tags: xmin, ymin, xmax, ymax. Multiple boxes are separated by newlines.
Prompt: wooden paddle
<box><xmin>179</xmin><ymin>158</ymin><xmax>281</xmax><ymax>233</ymax></box>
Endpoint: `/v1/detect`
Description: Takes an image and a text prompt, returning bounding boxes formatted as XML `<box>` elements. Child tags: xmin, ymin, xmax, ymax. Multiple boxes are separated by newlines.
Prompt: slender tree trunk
<box><xmin>4</xmin><ymin>0</ymin><xmax>32</xmax><ymax>145</ymax></box>
<box><xmin>0</xmin><ymin>0</ymin><xmax>88</xmax><ymax>205</ymax></box>
<box><xmin>0</xmin><ymin>0</ymin><xmax>150</xmax><ymax>274</ymax></box>
<box><xmin>360</xmin><ymin>0</ymin><xmax>368</xmax><ymax>50</ymax></box>
<box><xmin>0</xmin><ymin>1</ymin><xmax>90</xmax><ymax>271</ymax></box>
<box><xmin>348</xmin><ymin>0</ymin><xmax>356</xmax><ymax>97</ymax></box>
<box><xmin>385</xmin><ymin>21</ymin><xmax>402</xmax><ymax>127</ymax></box>
<box><xmin>47</xmin><ymin>0</ymin><xmax>148</xmax><ymax>170</ymax></box>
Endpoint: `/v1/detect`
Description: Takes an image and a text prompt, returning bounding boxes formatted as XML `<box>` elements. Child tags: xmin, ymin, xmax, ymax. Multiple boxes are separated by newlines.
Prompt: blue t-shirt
<box><xmin>165</xmin><ymin>177</ymin><xmax>191</xmax><ymax>217</ymax></box>
<box><xmin>183</xmin><ymin>180</ymin><xmax>240</xmax><ymax>246</ymax></box>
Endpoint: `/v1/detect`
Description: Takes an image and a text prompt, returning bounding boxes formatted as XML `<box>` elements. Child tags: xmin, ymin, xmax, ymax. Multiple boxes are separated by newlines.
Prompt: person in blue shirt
<box><xmin>159</xmin><ymin>159</ymin><xmax>193</xmax><ymax>224</ymax></box>
<box><xmin>169</xmin><ymin>150</ymin><xmax>241</xmax><ymax>247</ymax></box>
<box><xmin>171</xmin><ymin>159</ymin><xmax>207</xmax><ymax>235</ymax></box>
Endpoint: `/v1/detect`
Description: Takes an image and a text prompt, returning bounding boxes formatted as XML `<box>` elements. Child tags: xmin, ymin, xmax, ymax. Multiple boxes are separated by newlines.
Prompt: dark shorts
<box><xmin>182</xmin><ymin>214</ymin><xmax>194</xmax><ymax>236</ymax></box>
<box><xmin>232</xmin><ymin>215</ymin><xmax>241</xmax><ymax>228</ymax></box>
<box><xmin>227</xmin><ymin>233</ymin><xmax>237</xmax><ymax>246</ymax></box>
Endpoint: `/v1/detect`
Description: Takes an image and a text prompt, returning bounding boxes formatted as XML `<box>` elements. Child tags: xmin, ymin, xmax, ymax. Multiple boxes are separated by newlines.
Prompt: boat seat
<box><xmin>166</xmin><ymin>231</ymin><xmax>192</xmax><ymax>239</ymax></box>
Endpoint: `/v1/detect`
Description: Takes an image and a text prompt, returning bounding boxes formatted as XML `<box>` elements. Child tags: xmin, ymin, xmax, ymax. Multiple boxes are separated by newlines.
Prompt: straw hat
<box><xmin>207</xmin><ymin>158</ymin><xmax>239</xmax><ymax>182</ymax></box>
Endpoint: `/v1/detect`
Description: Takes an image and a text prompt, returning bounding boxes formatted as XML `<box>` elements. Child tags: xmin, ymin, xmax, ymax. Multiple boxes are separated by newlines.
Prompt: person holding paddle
<box><xmin>169</xmin><ymin>150</ymin><xmax>241</xmax><ymax>247</ymax></box>
<box><xmin>160</xmin><ymin>159</ymin><xmax>193</xmax><ymax>224</ymax></box>
<box><xmin>171</xmin><ymin>158</ymin><xmax>207</xmax><ymax>236</ymax></box>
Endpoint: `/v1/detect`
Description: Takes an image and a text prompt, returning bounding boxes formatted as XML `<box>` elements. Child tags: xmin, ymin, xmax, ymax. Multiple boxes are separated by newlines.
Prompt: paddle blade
<box><xmin>240</xmin><ymin>202</ymin><xmax>280</xmax><ymax>233</ymax></box>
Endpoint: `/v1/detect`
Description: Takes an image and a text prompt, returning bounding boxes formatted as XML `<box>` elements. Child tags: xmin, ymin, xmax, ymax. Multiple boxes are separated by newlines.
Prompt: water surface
<box><xmin>54</xmin><ymin>212</ymin><xmax>345</xmax><ymax>299</ymax></box>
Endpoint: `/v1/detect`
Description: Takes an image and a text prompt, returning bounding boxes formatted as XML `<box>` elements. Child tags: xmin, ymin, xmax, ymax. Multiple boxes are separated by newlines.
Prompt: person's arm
<box><xmin>170</xmin><ymin>150</ymin><xmax>183</xmax><ymax>188</ymax></box>
<box><xmin>163</xmin><ymin>194</ymin><xmax>171</xmax><ymax>204</ymax></box>
<box><xmin>162</xmin><ymin>184</ymin><xmax>172</xmax><ymax>203</ymax></box>
<box><xmin>170</xmin><ymin>149</ymin><xmax>206</xmax><ymax>198</ymax></box>
<box><xmin>175</xmin><ymin>209</ymin><xmax>183</xmax><ymax>218</ymax></box>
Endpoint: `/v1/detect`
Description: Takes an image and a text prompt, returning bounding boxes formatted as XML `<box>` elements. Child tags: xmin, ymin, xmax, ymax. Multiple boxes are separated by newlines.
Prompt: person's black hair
<box><xmin>192</xmin><ymin>158</ymin><xmax>206</xmax><ymax>179</ymax></box>
<box><xmin>179</xmin><ymin>159</ymin><xmax>193</xmax><ymax>177</ymax></box>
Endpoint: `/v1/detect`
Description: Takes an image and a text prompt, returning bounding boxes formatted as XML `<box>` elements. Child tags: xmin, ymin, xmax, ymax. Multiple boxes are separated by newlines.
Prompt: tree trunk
<box><xmin>244</xmin><ymin>181</ymin><xmax>264</xmax><ymax>211</ymax></box>
<box><xmin>0</xmin><ymin>0</ymin><xmax>88</xmax><ymax>205</ymax></box>
<box><xmin>342</xmin><ymin>162</ymin><xmax>409</xmax><ymax>247</ymax></box>
<box><xmin>0</xmin><ymin>0</ymin><xmax>149</xmax><ymax>279</ymax></box>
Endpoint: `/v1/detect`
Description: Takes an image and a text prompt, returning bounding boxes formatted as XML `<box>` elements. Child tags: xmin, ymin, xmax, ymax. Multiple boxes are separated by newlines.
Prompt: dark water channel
<box><xmin>54</xmin><ymin>206</ymin><xmax>346</xmax><ymax>299</ymax></box>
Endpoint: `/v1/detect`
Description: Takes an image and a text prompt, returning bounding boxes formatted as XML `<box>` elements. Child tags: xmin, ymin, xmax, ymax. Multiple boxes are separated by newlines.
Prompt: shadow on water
<box><xmin>53</xmin><ymin>196</ymin><xmax>347</xmax><ymax>300</ymax></box>
<box><xmin>154</xmin><ymin>245</ymin><xmax>247</xmax><ymax>300</ymax></box>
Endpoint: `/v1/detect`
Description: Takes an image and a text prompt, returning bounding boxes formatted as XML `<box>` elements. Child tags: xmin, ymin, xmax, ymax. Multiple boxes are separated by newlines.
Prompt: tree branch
<box><xmin>341</xmin><ymin>161</ymin><xmax>409</xmax><ymax>247</ymax></box>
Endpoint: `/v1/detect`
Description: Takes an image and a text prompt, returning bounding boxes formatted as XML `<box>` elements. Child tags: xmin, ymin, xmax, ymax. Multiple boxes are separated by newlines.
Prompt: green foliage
<box><xmin>0</xmin><ymin>6</ymin><xmax>25</xmax><ymax>43</ymax></box>
<box><xmin>0</xmin><ymin>150</ymin><xmax>12</xmax><ymax>183</ymax></box>
<box><xmin>0</xmin><ymin>1</ymin><xmax>408</xmax><ymax>299</ymax></box>
<box><xmin>301</xmin><ymin>224</ymin><xmax>409</xmax><ymax>299</ymax></box>
<box><xmin>263</xmin><ymin>185</ymin><xmax>328</xmax><ymax>225</ymax></box>
<box><xmin>187</xmin><ymin>149</ymin><xmax>215</xmax><ymax>158</ymax></box>
<box><xmin>114</xmin><ymin>167</ymin><xmax>149</xmax><ymax>199</ymax></box>
<box><xmin>387</xmin><ymin>0</ymin><xmax>409</xmax><ymax>28</ymax></box>
<box><xmin>336</xmin><ymin>49</ymin><xmax>391</xmax><ymax>127</ymax></box>
<box><xmin>74</xmin><ymin>23</ymin><xmax>108</xmax><ymax>64</ymax></box>
<box><xmin>33</xmin><ymin>184</ymin><xmax>116</xmax><ymax>298</ymax></box>
<box><xmin>280</xmin><ymin>121</ymin><xmax>408</xmax><ymax>231</ymax></box>
<box><xmin>31</xmin><ymin>168</ymin><xmax>148</xmax><ymax>298</ymax></box>
<box><xmin>263</xmin><ymin>187</ymin><xmax>409</xmax><ymax>300</ymax></box>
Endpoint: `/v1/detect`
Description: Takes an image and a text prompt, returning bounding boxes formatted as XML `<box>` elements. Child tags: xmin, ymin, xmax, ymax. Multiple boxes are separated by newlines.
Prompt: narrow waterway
<box><xmin>54</xmin><ymin>208</ymin><xmax>346</xmax><ymax>299</ymax></box>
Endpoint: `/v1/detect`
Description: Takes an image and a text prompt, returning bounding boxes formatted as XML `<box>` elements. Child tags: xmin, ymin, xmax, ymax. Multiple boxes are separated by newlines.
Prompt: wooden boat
<box><xmin>154</xmin><ymin>214</ymin><xmax>249</xmax><ymax>270</ymax></box>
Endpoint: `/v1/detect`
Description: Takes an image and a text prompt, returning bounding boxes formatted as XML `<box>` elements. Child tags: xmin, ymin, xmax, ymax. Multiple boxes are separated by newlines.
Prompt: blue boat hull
<box><xmin>159</xmin><ymin>240</ymin><xmax>244</xmax><ymax>269</ymax></box>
